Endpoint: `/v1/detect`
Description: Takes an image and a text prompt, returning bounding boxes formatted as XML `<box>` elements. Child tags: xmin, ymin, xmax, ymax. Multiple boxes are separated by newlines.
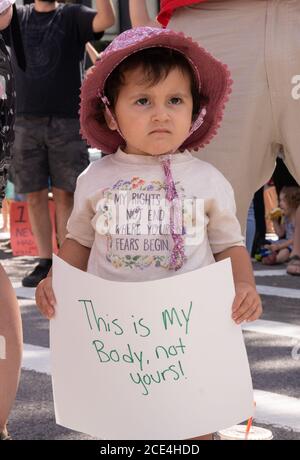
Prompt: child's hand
<box><xmin>35</xmin><ymin>276</ymin><xmax>56</xmax><ymax>320</ymax></box>
<box><xmin>232</xmin><ymin>282</ymin><xmax>262</xmax><ymax>325</ymax></box>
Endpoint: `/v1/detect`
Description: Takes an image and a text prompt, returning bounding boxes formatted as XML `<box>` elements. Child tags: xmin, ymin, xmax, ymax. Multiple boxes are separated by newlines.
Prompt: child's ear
<box><xmin>104</xmin><ymin>108</ymin><xmax>118</xmax><ymax>131</ymax></box>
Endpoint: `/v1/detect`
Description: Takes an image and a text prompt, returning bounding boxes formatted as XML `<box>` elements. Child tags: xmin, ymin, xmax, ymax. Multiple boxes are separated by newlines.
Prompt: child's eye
<box><xmin>169</xmin><ymin>97</ymin><xmax>183</xmax><ymax>105</ymax></box>
<box><xmin>136</xmin><ymin>98</ymin><xmax>150</xmax><ymax>106</ymax></box>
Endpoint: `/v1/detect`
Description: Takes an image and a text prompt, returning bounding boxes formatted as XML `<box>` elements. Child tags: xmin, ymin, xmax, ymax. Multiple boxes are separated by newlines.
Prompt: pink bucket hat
<box><xmin>80</xmin><ymin>26</ymin><xmax>233</xmax><ymax>155</ymax></box>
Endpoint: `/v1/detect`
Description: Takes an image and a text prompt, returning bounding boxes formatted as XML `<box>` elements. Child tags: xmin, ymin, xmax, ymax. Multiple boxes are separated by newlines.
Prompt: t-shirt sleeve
<box><xmin>66</xmin><ymin>172</ymin><xmax>95</xmax><ymax>248</ymax></box>
<box><xmin>207</xmin><ymin>173</ymin><xmax>245</xmax><ymax>255</ymax></box>
<box><xmin>73</xmin><ymin>5</ymin><xmax>104</xmax><ymax>46</ymax></box>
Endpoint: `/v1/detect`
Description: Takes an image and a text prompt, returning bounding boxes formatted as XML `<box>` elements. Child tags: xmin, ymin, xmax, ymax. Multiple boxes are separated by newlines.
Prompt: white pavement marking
<box><xmin>0</xmin><ymin>232</ymin><xmax>10</xmax><ymax>241</ymax></box>
<box><xmin>254</xmin><ymin>390</ymin><xmax>300</xmax><ymax>433</ymax></box>
<box><xmin>243</xmin><ymin>320</ymin><xmax>300</xmax><ymax>340</ymax></box>
<box><xmin>23</xmin><ymin>344</ymin><xmax>51</xmax><ymax>375</ymax></box>
<box><xmin>12</xmin><ymin>272</ymin><xmax>297</xmax><ymax>302</ymax></box>
<box><xmin>256</xmin><ymin>285</ymin><xmax>300</xmax><ymax>299</ymax></box>
<box><xmin>22</xmin><ymin>343</ymin><xmax>300</xmax><ymax>433</ymax></box>
<box><xmin>13</xmin><ymin>282</ymin><xmax>35</xmax><ymax>300</ymax></box>
<box><xmin>14</xmin><ymin>284</ymin><xmax>300</xmax><ymax>302</ymax></box>
<box><xmin>254</xmin><ymin>269</ymin><xmax>286</xmax><ymax>277</ymax></box>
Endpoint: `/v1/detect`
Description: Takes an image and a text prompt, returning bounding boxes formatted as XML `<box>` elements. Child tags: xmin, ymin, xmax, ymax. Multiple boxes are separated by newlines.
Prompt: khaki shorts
<box><xmin>170</xmin><ymin>0</ymin><xmax>300</xmax><ymax>233</ymax></box>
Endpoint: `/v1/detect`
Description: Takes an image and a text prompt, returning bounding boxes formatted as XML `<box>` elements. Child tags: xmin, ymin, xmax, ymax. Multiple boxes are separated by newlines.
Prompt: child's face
<box><xmin>108</xmin><ymin>66</ymin><xmax>194</xmax><ymax>156</ymax></box>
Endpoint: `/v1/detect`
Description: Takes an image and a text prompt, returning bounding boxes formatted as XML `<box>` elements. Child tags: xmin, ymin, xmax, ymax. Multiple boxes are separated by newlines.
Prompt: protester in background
<box><xmin>7</xmin><ymin>0</ymin><xmax>115</xmax><ymax>287</ymax></box>
<box><xmin>0</xmin><ymin>0</ymin><xmax>22</xmax><ymax>441</ymax></box>
<box><xmin>129</xmin><ymin>0</ymin><xmax>300</xmax><ymax>239</ymax></box>
<box><xmin>262</xmin><ymin>187</ymin><xmax>300</xmax><ymax>266</ymax></box>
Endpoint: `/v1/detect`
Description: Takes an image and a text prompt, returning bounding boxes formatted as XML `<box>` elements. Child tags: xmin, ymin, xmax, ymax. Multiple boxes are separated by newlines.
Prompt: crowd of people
<box><xmin>0</xmin><ymin>0</ymin><xmax>299</xmax><ymax>441</ymax></box>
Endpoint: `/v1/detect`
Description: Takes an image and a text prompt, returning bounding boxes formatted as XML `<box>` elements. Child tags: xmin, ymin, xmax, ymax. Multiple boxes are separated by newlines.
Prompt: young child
<box><xmin>36</xmin><ymin>27</ymin><xmax>262</xmax><ymax>440</ymax></box>
<box><xmin>0</xmin><ymin>0</ymin><xmax>23</xmax><ymax>441</ymax></box>
<box><xmin>262</xmin><ymin>187</ymin><xmax>300</xmax><ymax>265</ymax></box>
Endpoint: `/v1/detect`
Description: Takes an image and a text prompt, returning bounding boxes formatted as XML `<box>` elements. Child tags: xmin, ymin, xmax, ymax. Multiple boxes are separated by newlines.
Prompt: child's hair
<box><xmin>280</xmin><ymin>186</ymin><xmax>300</xmax><ymax>211</ymax></box>
<box><xmin>96</xmin><ymin>47</ymin><xmax>206</xmax><ymax>126</ymax></box>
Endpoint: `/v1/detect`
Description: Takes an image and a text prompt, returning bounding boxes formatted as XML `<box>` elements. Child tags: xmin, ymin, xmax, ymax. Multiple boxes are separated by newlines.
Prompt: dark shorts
<box><xmin>0</xmin><ymin>145</ymin><xmax>10</xmax><ymax>208</ymax></box>
<box><xmin>11</xmin><ymin>116</ymin><xmax>90</xmax><ymax>194</ymax></box>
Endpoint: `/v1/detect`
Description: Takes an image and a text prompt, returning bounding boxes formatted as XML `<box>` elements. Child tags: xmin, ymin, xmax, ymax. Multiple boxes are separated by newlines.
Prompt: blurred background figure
<box><xmin>0</xmin><ymin>0</ymin><xmax>23</xmax><ymax>441</ymax></box>
<box><xmin>6</xmin><ymin>0</ymin><xmax>115</xmax><ymax>287</ymax></box>
<box><xmin>129</xmin><ymin>0</ymin><xmax>300</xmax><ymax>276</ymax></box>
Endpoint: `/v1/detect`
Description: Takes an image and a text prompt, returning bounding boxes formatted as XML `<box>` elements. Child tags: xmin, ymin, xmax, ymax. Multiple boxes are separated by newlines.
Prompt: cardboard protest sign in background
<box><xmin>51</xmin><ymin>256</ymin><xmax>253</xmax><ymax>440</ymax></box>
<box><xmin>10</xmin><ymin>201</ymin><xmax>58</xmax><ymax>256</ymax></box>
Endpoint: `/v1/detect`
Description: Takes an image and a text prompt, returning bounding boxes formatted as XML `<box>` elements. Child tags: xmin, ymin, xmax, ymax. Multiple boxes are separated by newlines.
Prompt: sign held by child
<box><xmin>51</xmin><ymin>255</ymin><xmax>254</xmax><ymax>440</ymax></box>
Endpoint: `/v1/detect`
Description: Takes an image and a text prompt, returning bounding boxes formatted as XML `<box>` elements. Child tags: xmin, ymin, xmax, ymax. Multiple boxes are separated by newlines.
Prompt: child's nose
<box><xmin>151</xmin><ymin>106</ymin><xmax>170</xmax><ymax>122</ymax></box>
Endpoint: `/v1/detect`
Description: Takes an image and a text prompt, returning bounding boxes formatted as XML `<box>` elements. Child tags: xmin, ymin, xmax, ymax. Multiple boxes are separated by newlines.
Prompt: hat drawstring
<box><xmin>160</xmin><ymin>156</ymin><xmax>186</xmax><ymax>271</ymax></box>
<box><xmin>189</xmin><ymin>107</ymin><xmax>207</xmax><ymax>136</ymax></box>
<box><xmin>100</xmin><ymin>94</ymin><xmax>126</xmax><ymax>141</ymax></box>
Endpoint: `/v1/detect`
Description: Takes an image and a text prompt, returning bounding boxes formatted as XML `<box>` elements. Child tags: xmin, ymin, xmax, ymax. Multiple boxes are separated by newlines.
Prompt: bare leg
<box><xmin>0</xmin><ymin>264</ymin><xmax>22</xmax><ymax>434</ymax></box>
<box><xmin>0</xmin><ymin>199</ymin><xmax>10</xmax><ymax>232</ymax></box>
<box><xmin>27</xmin><ymin>190</ymin><xmax>52</xmax><ymax>259</ymax></box>
<box><xmin>275</xmin><ymin>248</ymin><xmax>290</xmax><ymax>264</ymax></box>
<box><xmin>52</xmin><ymin>187</ymin><xmax>74</xmax><ymax>247</ymax></box>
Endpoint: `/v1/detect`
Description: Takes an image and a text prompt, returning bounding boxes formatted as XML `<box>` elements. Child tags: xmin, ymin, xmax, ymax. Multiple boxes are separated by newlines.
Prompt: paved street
<box><xmin>1</xmin><ymin>236</ymin><xmax>300</xmax><ymax>441</ymax></box>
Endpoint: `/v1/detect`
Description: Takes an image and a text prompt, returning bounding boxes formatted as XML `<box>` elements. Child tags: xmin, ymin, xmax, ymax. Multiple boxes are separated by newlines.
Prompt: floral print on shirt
<box><xmin>94</xmin><ymin>176</ymin><xmax>199</xmax><ymax>271</ymax></box>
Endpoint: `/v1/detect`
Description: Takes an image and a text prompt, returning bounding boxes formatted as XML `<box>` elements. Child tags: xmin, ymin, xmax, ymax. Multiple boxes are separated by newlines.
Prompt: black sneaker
<box><xmin>22</xmin><ymin>259</ymin><xmax>52</xmax><ymax>288</ymax></box>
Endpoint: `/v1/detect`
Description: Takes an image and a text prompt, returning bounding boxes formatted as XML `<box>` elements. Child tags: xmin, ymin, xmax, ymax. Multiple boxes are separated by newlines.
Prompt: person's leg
<box><xmin>246</xmin><ymin>200</ymin><xmax>256</xmax><ymax>255</ymax></box>
<box><xmin>291</xmin><ymin>206</ymin><xmax>300</xmax><ymax>257</ymax></box>
<box><xmin>252</xmin><ymin>188</ymin><xmax>267</xmax><ymax>257</ymax></box>
<box><xmin>0</xmin><ymin>264</ymin><xmax>22</xmax><ymax>438</ymax></box>
<box><xmin>262</xmin><ymin>247</ymin><xmax>290</xmax><ymax>265</ymax></box>
<box><xmin>169</xmin><ymin>1</ymin><xmax>277</xmax><ymax>235</ymax></box>
<box><xmin>0</xmin><ymin>199</ymin><xmax>9</xmax><ymax>232</ymax></box>
<box><xmin>10</xmin><ymin>116</ymin><xmax>53</xmax><ymax>287</ymax></box>
<box><xmin>275</xmin><ymin>248</ymin><xmax>290</xmax><ymax>264</ymax></box>
<box><xmin>276</xmin><ymin>1</ymin><xmax>300</xmax><ymax>189</ymax></box>
<box><xmin>27</xmin><ymin>189</ymin><xmax>52</xmax><ymax>259</ymax></box>
<box><xmin>22</xmin><ymin>189</ymin><xmax>53</xmax><ymax>287</ymax></box>
<box><xmin>275</xmin><ymin>1</ymin><xmax>300</xmax><ymax>274</ymax></box>
<box><xmin>52</xmin><ymin>187</ymin><xmax>74</xmax><ymax>246</ymax></box>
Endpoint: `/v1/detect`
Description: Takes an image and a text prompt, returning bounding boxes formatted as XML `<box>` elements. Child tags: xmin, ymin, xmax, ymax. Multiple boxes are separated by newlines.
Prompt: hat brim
<box><xmin>80</xmin><ymin>28</ymin><xmax>232</xmax><ymax>154</ymax></box>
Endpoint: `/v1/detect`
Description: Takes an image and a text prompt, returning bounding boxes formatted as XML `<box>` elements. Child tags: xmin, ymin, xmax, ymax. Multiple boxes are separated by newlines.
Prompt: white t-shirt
<box><xmin>67</xmin><ymin>148</ymin><xmax>245</xmax><ymax>281</ymax></box>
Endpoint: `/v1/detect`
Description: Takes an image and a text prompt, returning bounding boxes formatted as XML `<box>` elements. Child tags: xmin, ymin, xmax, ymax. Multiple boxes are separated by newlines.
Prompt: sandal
<box><xmin>0</xmin><ymin>429</ymin><xmax>12</xmax><ymax>440</ymax></box>
<box><xmin>287</xmin><ymin>255</ymin><xmax>300</xmax><ymax>276</ymax></box>
<box><xmin>262</xmin><ymin>252</ymin><xmax>277</xmax><ymax>265</ymax></box>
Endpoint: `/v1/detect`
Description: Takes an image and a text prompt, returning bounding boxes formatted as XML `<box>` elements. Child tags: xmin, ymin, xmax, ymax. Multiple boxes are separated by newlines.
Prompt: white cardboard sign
<box><xmin>51</xmin><ymin>255</ymin><xmax>253</xmax><ymax>440</ymax></box>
